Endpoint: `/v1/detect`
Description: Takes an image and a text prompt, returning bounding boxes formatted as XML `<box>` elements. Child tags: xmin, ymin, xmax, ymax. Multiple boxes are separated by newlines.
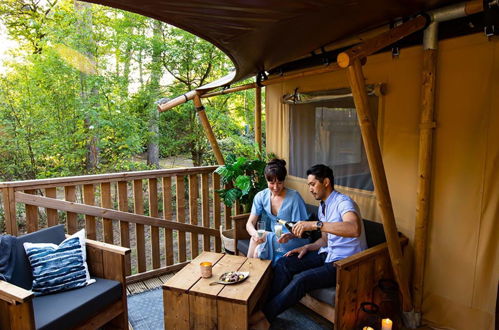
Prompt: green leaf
<box><xmin>222</xmin><ymin>188</ymin><xmax>242</xmax><ymax>207</ymax></box>
<box><xmin>235</xmin><ymin>175</ymin><xmax>251</xmax><ymax>195</ymax></box>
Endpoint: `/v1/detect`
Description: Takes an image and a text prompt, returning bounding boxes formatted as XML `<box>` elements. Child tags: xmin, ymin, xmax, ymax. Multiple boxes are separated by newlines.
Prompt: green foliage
<box><xmin>215</xmin><ymin>154</ymin><xmax>267</xmax><ymax>211</ymax></box>
<box><xmin>0</xmin><ymin>0</ymin><xmax>264</xmax><ymax>181</ymax></box>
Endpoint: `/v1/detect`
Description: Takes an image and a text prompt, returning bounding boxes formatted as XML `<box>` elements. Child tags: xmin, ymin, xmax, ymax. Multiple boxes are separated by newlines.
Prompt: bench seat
<box><xmin>230</xmin><ymin>204</ymin><xmax>407</xmax><ymax>327</ymax></box>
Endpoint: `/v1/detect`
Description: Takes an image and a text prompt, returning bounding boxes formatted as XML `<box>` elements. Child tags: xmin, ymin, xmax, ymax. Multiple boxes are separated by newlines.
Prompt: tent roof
<box><xmin>84</xmin><ymin>0</ymin><xmax>461</xmax><ymax>83</ymax></box>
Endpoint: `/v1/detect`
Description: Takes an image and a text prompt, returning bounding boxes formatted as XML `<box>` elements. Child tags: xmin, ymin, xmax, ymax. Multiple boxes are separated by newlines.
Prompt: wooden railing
<box><xmin>0</xmin><ymin>166</ymin><xmax>233</xmax><ymax>283</ymax></box>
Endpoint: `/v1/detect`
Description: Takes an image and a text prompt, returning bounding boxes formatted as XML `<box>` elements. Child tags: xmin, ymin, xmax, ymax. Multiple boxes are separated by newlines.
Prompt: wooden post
<box><xmin>2</xmin><ymin>187</ymin><xmax>17</xmax><ymax>235</ymax></box>
<box><xmin>255</xmin><ymin>86</ymin><xmax>262</xmax><ymax>155</ymax></box>
<box><xmin>345</xmin><ymin>58</ymin><xmax>413</xmax><ymax>312</ymax></box>
<box><xmin>193</xmin><ymin>94</ymin><xmax>225</xmax><ymax>165</ymax></box>
<box><xmin>413</xmin><ymin>48</ymin><xmax>438</xmax><ymax>313</ymax></box>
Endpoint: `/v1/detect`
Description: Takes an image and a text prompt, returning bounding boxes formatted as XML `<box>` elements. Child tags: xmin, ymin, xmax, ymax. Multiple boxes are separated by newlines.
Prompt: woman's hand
<box><xmin>284</xmin><ymin>244</ymin><xmax>309</xmax><ymax>259</ymax></box>
<box><xmin>251</xmin><ymin>232</ymin><xmax>266</xmax><ymax>245</ymax></box>
<box><xmin>277</xmin><ymin>232</ymin><xmax>295</xmax><ymax>244</ymax></box>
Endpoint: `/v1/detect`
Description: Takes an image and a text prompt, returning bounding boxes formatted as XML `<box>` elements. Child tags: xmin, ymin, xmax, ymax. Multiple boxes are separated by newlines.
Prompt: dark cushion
<box><xmin>11</xmin><ymin>225</ymin><xmax>66</xmax><ymax>290</ymax></box>
<box><xmin>237</xmin><ymin>239</ymin><xmax>250</xmax><ymax>256</ymax></box>
<box><xmin>363</xmin><ymin>219</ymin><xmax>386</xmax><ymax>248</ymax></box>
<box><xmin>33</xmin><ymin>277</ymin><xmax>122</xmax><ymax>330</ymax></box>
<box><xmin>308</xmin><ymin>286</ymin><xmax>336</xmax><ymax>307</ymax></box>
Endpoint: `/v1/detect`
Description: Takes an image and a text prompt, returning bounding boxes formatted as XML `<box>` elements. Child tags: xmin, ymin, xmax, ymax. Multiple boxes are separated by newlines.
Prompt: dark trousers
<box><xmin>263</xmin><ymin>252</ymin><xmax>337</xmax><ymax>321</ymax></box>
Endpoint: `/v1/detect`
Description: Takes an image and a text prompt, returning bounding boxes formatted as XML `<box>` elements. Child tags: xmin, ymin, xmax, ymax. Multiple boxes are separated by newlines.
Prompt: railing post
<box><xmin>2</xmin><ymin>187</ymin><xmax>18</xmax><ymax>235</ymax></box>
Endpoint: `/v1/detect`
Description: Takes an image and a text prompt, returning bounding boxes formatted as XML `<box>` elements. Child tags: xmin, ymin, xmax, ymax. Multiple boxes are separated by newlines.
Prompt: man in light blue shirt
<box><xmin>250</xmin><ymin>164</ymin><xmax>367</xmax><ymax>327</ymax></box>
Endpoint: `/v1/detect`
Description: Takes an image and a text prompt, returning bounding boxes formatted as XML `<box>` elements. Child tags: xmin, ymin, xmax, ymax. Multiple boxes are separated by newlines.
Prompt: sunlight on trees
<box><xmin>0</xmin><ymin>0</ymin><xmax>263</xmax><ymax>180</ymax></box>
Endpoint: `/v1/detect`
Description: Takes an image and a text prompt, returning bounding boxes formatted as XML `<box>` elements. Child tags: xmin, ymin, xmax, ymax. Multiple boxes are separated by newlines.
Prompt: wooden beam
<box><xmin>413</xmin><ymin>48</ymin><xmax>438</xmax><ymax>313</ymax></box>
<box><xmin>201</xmin><ymin>64</ymin><xmax>342</xmax><ymax>99</ymax></box>
<box><xmin>346</xmin><ymin>59</ymin><xmax>413</xmax><ymax>312</ymax></box>
<box><xmin>337</xmin><ymin>15</ymin><xmax>428</xmax><ymax>68</ymax></box>
<box><xmin>255</xmin><ymin>86</ymin><xmax>262</xmax><ymax>154</ymax></box>
<box><xmin>201</xmin><ymin>83</ymin><xmax>257</xmax><ymax>98</ymax></box>
<box><xmin>193</xmin><ymin>94</ymin><xmax>225</xmax><ymax>165</ymax></box>
<box><xmin>14</xmin><ymin>192</ymin><xmax>220</xmax><ymax>237</ymax></box>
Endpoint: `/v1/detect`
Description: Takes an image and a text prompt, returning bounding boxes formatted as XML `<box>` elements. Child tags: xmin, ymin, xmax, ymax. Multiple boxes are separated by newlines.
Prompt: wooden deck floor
<box><xmin>127</xmin><ymin>273</ymin><xmax>177</xmax><ymax>296</ymax></box>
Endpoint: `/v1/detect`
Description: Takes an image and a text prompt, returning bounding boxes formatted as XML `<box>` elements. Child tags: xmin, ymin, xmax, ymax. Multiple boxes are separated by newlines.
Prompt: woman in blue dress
<box><xmin>246</xmin><ymin>159</ymin><xmax>309</xmax><ymax>264</ymax></box>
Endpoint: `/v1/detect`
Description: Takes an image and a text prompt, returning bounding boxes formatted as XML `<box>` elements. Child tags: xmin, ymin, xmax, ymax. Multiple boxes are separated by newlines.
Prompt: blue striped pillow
<box><xmin>23</xmin><ymin>229</ymin><xmax>94</xmax><ymax>296</ymax></box>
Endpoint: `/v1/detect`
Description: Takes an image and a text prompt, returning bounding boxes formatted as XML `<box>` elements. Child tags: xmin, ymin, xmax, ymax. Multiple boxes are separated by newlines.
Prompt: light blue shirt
<box><xmin>251</xmin><ymin>188</ymin><xmax>309</xmax><ymax>264</ymax></box>
<box><xmin>251</xmin><ymin>188</ymin><xmax>308</xmax><ymax>233</ymax></box>
<box><xmin>318</xmin><ymin>190</ymin><xmax>367</xmax><ymax>263</ymax></box>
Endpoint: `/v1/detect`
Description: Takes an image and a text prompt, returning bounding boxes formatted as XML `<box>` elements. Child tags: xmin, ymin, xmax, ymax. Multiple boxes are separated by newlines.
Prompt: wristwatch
<box><xmin>316</xmin><ymin>220</ymin><xmax>323</xmax><ymax>230</ymax></box>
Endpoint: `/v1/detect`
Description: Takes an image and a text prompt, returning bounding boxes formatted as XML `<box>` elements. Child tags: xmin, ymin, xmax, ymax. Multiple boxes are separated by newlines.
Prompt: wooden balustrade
<box><xmin>0</xmin><ymin>166</ymin><xmax>231</xmax><ymax>282</ymax></box>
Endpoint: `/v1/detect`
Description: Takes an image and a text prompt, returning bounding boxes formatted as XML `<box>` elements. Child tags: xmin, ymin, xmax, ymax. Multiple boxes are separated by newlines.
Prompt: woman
<box><xmin>246</xmin><ymin>159</ymin><xmax>309</xmax><ymax>264</ymax></box>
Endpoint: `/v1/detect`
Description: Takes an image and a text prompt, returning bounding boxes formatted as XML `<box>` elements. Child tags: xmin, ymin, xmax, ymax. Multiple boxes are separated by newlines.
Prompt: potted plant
<box><xmin>215</xmin><ymin>154</ymin><xmax>267</xmax><ymax>213</ymax></box>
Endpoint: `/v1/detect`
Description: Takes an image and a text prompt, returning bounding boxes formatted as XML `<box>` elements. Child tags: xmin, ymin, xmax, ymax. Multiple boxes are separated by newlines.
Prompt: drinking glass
<box><xmin>274</xmin><ymin>224</ymin><xmax>284</xmax><ymax>253</ymax></box>
<box><xmin>256</xmin><ymin>221</ymin><xmax>266</xmax><ymax>238</ymax></box>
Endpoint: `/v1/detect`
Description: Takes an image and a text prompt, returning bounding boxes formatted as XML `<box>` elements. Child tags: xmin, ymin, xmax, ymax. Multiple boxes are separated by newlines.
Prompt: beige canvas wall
<box><xmin>265</xmin><ymin>33</ymin><xmax>498</xmax><ymax>329</ymax></box>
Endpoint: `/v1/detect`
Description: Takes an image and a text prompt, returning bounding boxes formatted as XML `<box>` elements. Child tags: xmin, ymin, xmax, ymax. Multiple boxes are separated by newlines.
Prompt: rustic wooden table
<box><xmin>162</xmin><ymin>251</ymin><xmax>272</xmax><ymax>329</ymax></box>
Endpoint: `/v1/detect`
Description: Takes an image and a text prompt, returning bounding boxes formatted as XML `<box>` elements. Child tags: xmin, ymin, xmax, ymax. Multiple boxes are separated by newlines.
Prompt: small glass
<box><xmin>200</xmin><ymin>261</ymin><xmax>213</xmax><ymax>278</ymax></box>
<box><xmin>274</xmin><ymin>224</ymin><xmax>284</xmax><ymax>253</ymax></box>
<box><xmin>256</xmin><ymin>221</ymin><xmax>266</xmax><ymax>238</ymax></box>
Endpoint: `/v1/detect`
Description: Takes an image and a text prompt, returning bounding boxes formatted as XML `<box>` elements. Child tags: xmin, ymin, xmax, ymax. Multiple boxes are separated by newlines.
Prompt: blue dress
<box><xmin>250</xmin><ymin>188</ymin><xmax>309</xmax><ymax>265</ymax></box>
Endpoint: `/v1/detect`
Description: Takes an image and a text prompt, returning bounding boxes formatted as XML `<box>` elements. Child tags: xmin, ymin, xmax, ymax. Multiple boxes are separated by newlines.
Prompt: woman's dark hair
<box><xmin>265</xmin><ymin>159</ymin><xmax>287</xmax><ymax>182</ymax></box>
<box><xmin>306</xmin><ymin>164</ymin><xmax>334</xmax><ymax>185</ymax></box>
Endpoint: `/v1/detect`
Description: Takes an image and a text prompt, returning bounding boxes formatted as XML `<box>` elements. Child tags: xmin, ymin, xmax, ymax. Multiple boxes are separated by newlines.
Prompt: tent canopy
<box><xmin>83</xmin><ymin>0</ymin><xmax>461</xmax><ymax>83</ymax></box>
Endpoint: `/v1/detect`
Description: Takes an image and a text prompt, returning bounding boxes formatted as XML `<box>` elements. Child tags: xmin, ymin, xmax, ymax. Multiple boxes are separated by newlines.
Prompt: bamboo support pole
<box><xmin>157</xmin><ymin>90</ymin><xmax>197</xmax><ymax>112</ymax></box>
<box><xmin>345</xmin><ymin>58</ymin><xmax>413</xmax><ymax>312</ymax></box>
<box><xmin>193</xmin><ymin>94</ymin><xmax>225</xmax><ymax>165</ymax></box>
<box><xmin>413</xmin><ymin>48</ymin><xmax>438</xmax><ymax>313</ymax></box>
<box><xmin>255</xmin><ymin>86</ymin><xmax>262</xmax><ymax>154</ymax></box>
<box><xmin>202</xmin><ymin>83</ymin><xmax>257</xmax><ymax>98</ymax></box>
<box><xmin>337</xmin><ymin>15</ymin><xmax>428</xmax><ymax>68</ymax></box>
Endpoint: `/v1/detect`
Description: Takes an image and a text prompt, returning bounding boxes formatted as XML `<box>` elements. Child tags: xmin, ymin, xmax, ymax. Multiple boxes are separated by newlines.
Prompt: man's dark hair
<box><xmin>306</xmin><ymin>164</ymin><xmax>334</xmax><ymax>185</ymax></box>
<box><xmin>265</xmin><ymin>159</ymin><xmax>287</xmax><ymax>182</ymax></box>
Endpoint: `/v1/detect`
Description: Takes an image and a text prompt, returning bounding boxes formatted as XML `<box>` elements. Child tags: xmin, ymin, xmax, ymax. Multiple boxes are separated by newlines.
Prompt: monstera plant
<box><xmin>215</xmin><ymin>154</ymin><xmax>267</xmax><ymax>213</ymax></box>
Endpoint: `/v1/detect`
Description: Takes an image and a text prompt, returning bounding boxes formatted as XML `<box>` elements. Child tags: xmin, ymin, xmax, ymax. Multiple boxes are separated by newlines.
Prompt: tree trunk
<box><xmin>74</xmin><ymin>0</ymin><xmax>99</xmax><ymax>171</ymax></box>
<box><xmin>147</xmin><ymin>20</ymin><xmax>162</xmax><ymax>168</ymax></box>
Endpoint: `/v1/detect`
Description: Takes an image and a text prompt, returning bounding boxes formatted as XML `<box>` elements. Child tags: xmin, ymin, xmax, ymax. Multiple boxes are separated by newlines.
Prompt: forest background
<box><xmin>0</xmin><ymin>0</ymin><xmax>264</xmax><ymax>182</ymax></box>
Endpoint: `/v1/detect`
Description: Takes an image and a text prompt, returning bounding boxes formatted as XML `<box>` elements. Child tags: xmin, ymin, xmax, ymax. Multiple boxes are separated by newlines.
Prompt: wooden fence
<box><xmin>0</xmin><ymin>166</ymin><xmax>234</xmax><ymax>283</ymax></box>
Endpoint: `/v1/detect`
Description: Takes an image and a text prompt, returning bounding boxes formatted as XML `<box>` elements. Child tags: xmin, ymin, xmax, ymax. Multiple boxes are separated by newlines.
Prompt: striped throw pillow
<box><xmin>23</xmin><ymin>229</ymin><xmax>94</xmax><ymax>296</ymax></box>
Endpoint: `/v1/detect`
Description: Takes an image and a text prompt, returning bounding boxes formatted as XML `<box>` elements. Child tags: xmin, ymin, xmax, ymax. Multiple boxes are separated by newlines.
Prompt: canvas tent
<box><xmin>82</xmin><ymin>0</ymin><xmax>498</xmax><ymax>328</ymax></box>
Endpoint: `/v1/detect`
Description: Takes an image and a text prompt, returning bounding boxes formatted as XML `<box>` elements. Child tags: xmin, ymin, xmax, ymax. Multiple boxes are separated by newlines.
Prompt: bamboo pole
<box><xmin>413</xmin><ymin>48</ymin><xmax>437</xmax><ymax>314</ymax></box>
<box><xmin>345</xmin><ymin>58</ymin><xmax>413</xmax><ymax>312</ymax></box>
<box><xmin>337</xmin><ymin>15</ymin><xmax>428</xmax><ymax>68</ymax></box>
<box><xmin>157</xmin><ymin>90</ymin><xmax>197</xmax><ymax>112</ymax></box>
<box><xmin>193</xmin><ymin>94</ymin><xmax>225</xmax><ymax>165</ymax></box>
<box><xmin>255</xmin><ymin>86</ymin><xmax>262</xmax><ymax>154</ymax></box>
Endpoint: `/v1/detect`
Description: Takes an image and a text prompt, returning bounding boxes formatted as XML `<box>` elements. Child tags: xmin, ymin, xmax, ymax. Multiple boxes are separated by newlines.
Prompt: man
<box><xmin>250</xmin><ymin>164</ymin><xmax>367</xmax><ymax>328</ymax></box>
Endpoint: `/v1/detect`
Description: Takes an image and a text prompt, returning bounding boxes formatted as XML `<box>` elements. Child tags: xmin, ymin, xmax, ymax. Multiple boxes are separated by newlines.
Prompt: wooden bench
<box><xmin>230</xmin><ymin>213</ymin><xmax>408</xmax><ymax>329</ymax></box>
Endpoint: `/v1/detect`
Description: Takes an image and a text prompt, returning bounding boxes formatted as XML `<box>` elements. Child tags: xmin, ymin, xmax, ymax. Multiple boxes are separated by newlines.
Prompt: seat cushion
<box><xmin>237</xmin><ymin>239</ymin><xmax>250</xmax><ymax>256</ymax></box>
<box><xmin>33</xmin><ymin>277</ymin><xmax>122</xmax><ymax>330</ymax></box>
<box><xmin>11</xmin><ymin>225</ymin><xmax>66</xmax><ymax>290</ymax></box>
<box><xmin>308</xmin><ymin>286</ymin><xmax>336</xmax><ymax>307</ymax></box>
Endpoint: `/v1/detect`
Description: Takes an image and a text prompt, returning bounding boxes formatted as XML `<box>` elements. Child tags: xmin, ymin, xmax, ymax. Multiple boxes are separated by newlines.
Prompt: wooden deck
<box><xmin>127</xmin><ymin>273</ymin><xmax>177</xmax><ymax>296</ymax></box>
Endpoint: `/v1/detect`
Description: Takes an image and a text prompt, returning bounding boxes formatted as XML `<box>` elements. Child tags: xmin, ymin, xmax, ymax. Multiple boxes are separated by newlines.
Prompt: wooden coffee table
<box><xmin>162</xmin><ymin>252</ymin><xmax>272</xmax><ymax>329</ymax></box>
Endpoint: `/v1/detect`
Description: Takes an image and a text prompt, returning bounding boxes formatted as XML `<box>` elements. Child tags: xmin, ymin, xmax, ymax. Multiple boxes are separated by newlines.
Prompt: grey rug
<box><xmin>128</xmin><ymin>288</ymin><xmax>331</xmax><ymax>330</ymax></box>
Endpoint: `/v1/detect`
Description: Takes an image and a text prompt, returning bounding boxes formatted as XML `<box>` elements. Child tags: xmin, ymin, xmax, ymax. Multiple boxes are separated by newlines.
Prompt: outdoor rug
<box><xmin>128</xmin><ymin>288</ymin><xmax>332</xmax><ymax>329</ymax></box>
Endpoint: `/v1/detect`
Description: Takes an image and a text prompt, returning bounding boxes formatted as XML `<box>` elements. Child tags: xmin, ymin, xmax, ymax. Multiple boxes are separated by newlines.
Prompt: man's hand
<box><xmin>292</xmin><ymin>221</ymin><xmax>317</xmax><ymax>238</ymax></box>
<box><xmin>251</xmin><ymin>232</ymin><xmax>266</xmax><ymax>245</ymax></box>
<box><xmin>277</xmin><ymin>232</ymin><xmax>295</xmax><ymax>244</ymax></box>
<box><xmin>284</xmin><ymin>245</ymin><xmax>309</xmax><ymax>259</ymax></box>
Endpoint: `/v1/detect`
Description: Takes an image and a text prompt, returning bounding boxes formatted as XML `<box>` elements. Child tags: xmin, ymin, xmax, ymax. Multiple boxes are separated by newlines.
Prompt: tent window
<box><xmin>288</xmin><ymin>90</ymin><xmax>378</xmax><ymax>191</ymax></box>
